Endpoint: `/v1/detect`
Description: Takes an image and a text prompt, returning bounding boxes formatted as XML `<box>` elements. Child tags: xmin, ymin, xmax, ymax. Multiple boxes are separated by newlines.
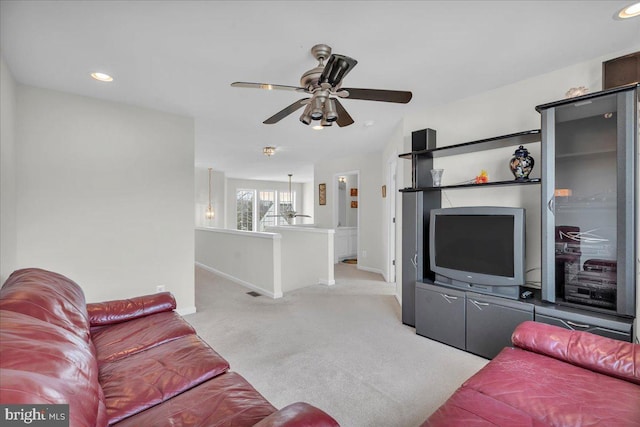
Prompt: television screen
<box><xmin>434</xmin><ymin>215</ymin><xmax>515</xmax><ymax>277</ymax></box>
<box><xmin>429</xmin><ymin>206</ymin><xmax>525</xmax><ymax>299</ymax></box>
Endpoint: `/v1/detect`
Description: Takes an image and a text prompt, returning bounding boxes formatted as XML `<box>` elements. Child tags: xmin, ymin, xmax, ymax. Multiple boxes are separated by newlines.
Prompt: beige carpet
<box><xmin>185</xmin><ymin>263</ymin><xmax>487</xmax><ymax>427</ymax></box>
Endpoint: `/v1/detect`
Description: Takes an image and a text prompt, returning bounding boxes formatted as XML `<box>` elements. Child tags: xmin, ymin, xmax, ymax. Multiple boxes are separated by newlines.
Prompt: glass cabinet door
<box><xmin>540</xmin><ymin>86</ymin><xmax>636</xmax><ymax>317</ymax></box>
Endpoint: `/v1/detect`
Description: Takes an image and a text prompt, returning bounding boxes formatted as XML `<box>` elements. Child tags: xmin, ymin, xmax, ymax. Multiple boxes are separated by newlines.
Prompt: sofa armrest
<box><xmin>512</xmin><ymin>321</ymin><xmax>639</xmax><ymax>385</ymax></box>
<box><xmin>86</xmin><ymin>292</ymin><xmax>176</xmax><ymax>326</ymax></box>
<box><xmin>253</xmin><ymin>402</ymin><xmax>340</xmax><ymax>427</ymax></box>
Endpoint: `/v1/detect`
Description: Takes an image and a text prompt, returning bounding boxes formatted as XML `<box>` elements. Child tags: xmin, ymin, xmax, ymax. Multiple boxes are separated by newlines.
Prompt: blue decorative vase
<box><xmin>509</xmin><ymin>145</ymin><xmax>534</xmax><ymax>181</ymax></box>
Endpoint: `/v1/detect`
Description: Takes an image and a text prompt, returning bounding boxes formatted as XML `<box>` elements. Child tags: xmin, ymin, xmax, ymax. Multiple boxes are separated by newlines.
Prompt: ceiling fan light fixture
<box><xmin>310</xmin><ymin>96</ymin><xmax>324</xmax><ymax>120</ymax></box>
<box><xmin>324</xmin><ymin>98</ymin><xmax>338</xmax><ymax>122</ymax></box>
<box><xmin>299</xmin><ymin>104</ymin><xmax>312</xmax><ymax>125</ymax></box>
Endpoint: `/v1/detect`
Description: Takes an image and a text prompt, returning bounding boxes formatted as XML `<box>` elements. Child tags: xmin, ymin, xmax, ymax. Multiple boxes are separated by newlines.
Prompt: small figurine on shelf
<box><xmin>474</xmin><ymin>169</ymin><xmax>489</xmax><ymax>184</ymax></box>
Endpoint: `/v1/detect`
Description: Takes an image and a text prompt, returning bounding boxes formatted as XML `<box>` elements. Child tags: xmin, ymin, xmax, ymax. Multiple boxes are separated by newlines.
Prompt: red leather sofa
<box><xmin>423</xmin><ymin>321</ymin><xmax>640</xmax><ymax>426</ymax></box>
<box><xmin>0</xmin><ymin>268</ymin><xmax>339</xmax><ymax>427</ymax></box>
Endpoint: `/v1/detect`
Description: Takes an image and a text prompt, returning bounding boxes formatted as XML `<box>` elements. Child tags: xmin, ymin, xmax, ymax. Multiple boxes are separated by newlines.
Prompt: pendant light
<box><xmin>206</xmin><ymin>168</ymin><xmax>215</xmax><ymax>220</ymax></box>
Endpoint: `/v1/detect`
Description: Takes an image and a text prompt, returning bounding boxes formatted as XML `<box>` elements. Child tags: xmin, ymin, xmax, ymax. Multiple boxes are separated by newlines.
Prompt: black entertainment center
<box><xmin>400</xmin><ymin>84</ymin><xmax>638</xmax><ymax>359</ymax></box>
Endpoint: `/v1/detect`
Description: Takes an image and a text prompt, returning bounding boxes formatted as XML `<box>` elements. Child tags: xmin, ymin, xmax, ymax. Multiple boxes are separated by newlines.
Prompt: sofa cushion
<box><xmin>253</xmin><ymin>402</ymin><xmax>341</xmax><ymax>427</ymax></box>
<box><xmin>0</xmin><ymin>310</ymin><xmax>108</xmax><ymax>427</ymax></box>
<box><xmin>462</xmin><ymin>347</ymin><xmax>640</xmax><ymax>426</ymax></box>
<box><xmin>87</xmin><ymin>292</ymin><xmax>176</xmax><ymax>326</ymax></box>
<box><xmin>100</xmin><ymin>334</ymin><xmax>230</xmax><ymax>424</ymax></box>
<box><xmin>512</xmin><ymin>320</ymin><xmax>640</xmax><ymax>385</ymax></box>
<box><xmin>113</xmin><ymin>372</ymin><xmax>277</xmax><ymax>427</ymax></box>
<box><xmin>92</xmin><ymin>310</ymin><xmax>195</xmax><ymax>363</ymax></box>
<box><xmin>423</xmin><ymin>387</ymin><xmax>548</xmax><ymax>427</ymax></box>
<box><xmin>0</xmin><ymin>268</ymin><xmax>91</xmax><ymax>344</ymax></box>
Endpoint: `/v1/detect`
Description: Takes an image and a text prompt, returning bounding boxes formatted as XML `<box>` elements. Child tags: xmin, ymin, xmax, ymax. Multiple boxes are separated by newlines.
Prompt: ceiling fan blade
<box><xmin>334</xmin><ymin>99</ymin><xmax>354</xmax><ymax>127</ymax></box>
<box><xmin>318</xmin><ymin>54</ymin><xmax>358</xmax><ymax>88</ymax></box>
<box><xmin>294</xmin><ymin>214</ymin><xmax>312</xmax><ymax>218</ymax></box>
<box><xmin>340</xmin><ymin>88</ymin><xmax>412</xmax><ymax>103</ymax></box>
<box><xmin>231</xmin><ymin>82</ymin><xmax>307</xmax><ymax>93</ymax></box>
<box><xmin>263</xmin><ymin>98</ymin><xmax>310</xmax><ymax>124</ymax></box>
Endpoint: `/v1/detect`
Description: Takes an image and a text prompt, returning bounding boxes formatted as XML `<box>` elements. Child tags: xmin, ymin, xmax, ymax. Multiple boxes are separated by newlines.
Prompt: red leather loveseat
<box><xmin>423</xmin><ymin>321</ymin><xmax>640</xmax><ymax>426</ymax></box>
<box><xmin>0</xmin><ymin>268</ymin><xmax>339</xmax><ymax>427</ymax></box>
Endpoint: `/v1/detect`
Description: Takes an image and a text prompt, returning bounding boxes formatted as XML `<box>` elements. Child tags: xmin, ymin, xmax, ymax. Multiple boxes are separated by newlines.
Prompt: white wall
<box><xmin>302</xmin><ymin>182</ymin><xmax>314</xmax><ymax>223</ymax></box>
<box><xmin>265</xmin><ymin>226</ymin><xmax>335</xmax><ymax>291</ymax></box>
<box><xmin>195</xmin><ymin>227</ymin><xmax>282</xmax><ymax>298</ymax></box>
<box><xmin>195</xmin><ymin>167</ymin><xmax>226</xmax><ymax>228</ymax></box>
<box><xmin>315</xmin><ymin>151</ymin><xmax>384</xmax><ymax>274</ymax></box>
<box><xmin>15</xmin><ymin>85</ymin><xmax>196</xmax><ymax>313</ymax></box>
<box><xmin>225</xmin><ymin>177</ymin><xmax>310</xmax><ymax>229</ymax></box>
<box><xmin>382</xmin><ymin>121</ymin><xmax>405</xmax><ymax>287</ymax></box>
<box><xmin>0</xmin><ymin>55</ymin><xmax>17</xmax><ymax>283</ymax></box>
<box><xmin>387</xmin><ymin>46</ymin><xmax>640</xmax><ymax>336</ymax></box>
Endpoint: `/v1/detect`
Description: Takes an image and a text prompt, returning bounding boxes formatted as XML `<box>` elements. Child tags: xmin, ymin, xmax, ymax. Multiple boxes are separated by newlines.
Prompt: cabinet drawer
<box><xmin>415</xmin><ymin>283</ymin><xmax>465</xmax><ymax>350</ymax></box>
<box><xmin>535</xmin><ymin>313</ymin><xmax>632</xmax><ymax>342</ymax></box>
<box><xmin>534</xmin><ymin>304</ymin><xmax>633</xmax><ymax>342</ymax></box>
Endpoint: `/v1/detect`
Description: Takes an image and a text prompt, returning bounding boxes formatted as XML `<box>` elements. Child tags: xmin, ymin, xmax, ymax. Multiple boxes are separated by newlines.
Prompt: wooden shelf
<box><xmin>399</xmin><ymin>129</ymin><xmax>541</xmax><ymax>159</ymax></box>
<box><xmin>400</xmin><ymin>178</ymin><xmax>541</xmax><ymax>192</ymax></box>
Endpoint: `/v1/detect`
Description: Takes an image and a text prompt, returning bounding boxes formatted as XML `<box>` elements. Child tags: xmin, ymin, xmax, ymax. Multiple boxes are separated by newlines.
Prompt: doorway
<box><xmin>334</xmin><ymin>171</ymin><xmax>359</xmax><ymax>264</ymax></box>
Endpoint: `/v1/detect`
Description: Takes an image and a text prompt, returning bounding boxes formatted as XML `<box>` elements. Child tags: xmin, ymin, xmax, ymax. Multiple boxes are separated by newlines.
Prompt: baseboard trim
<box><xmin>357</xmin><ymin>265</ymin><xmax>384</xmax><ymax>276</ymax></box>
<box><xmin>195</xmin><ymin>262</ymin><xmax>283</xmax><ymax>299</ymax></box>
<box><xmin>319</xmin><ymin>278</ymin><xmax>336</xmax><ymax>286</ymax></box>
<box><xmin>177</xmin><ymin>306</ymin><xmax>197</xmax><ymax>316</ymax></box>
<box><xmin>394</xmin><ymin>293</ymin><xmax>401</xmax><ymax>306</ymax></box>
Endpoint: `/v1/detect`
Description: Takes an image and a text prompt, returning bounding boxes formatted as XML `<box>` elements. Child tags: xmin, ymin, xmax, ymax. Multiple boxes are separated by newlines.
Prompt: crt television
<box><xmin>429</xmin><ymin>206</ymin><xmax>525</xmax><ymax>300</ymax></box>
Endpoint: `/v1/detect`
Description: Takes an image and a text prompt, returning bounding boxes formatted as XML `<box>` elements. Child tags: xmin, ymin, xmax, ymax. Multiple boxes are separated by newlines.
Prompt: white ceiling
<box><xmin>1</xmin><ymin>1</ymin><xmax>638</xmax><ymax>183</ymax></box>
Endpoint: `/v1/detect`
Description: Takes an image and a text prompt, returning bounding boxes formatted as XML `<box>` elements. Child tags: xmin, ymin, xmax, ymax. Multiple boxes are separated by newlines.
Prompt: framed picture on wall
<box><xmin>351</xmin><ymin>201</ymin><xmax>358</xmax><ymax>208</ymax></box>
<box><xmin>319</xmin><ymin>183</ymin><xmax>326</xmax><ymax>205</ymax></box>
<box><xmin>350</xmin><ymin>188</ymin><xmax>358</xmax><ymax>197</ymax></box>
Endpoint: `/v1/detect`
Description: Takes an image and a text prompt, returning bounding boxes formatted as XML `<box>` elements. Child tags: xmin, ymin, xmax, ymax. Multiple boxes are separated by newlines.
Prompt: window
<box><xmin>258</xmin><ymin>190</ymin><xmax>277</xmax><ymax>230</ymax></box>
<box><xmin>236</xmin><ymin>188</ymin><xmax>296</xmax><ymax>231</ymax></box>
<box><xmin>278</xmin><ymin>190</ymin><xmax>294</xmax><ymax>226</ymax></box>
<box><xmin>236</xmin><ymin>189</ymin><xmax>254</xmax><ymax>231</ymax></box>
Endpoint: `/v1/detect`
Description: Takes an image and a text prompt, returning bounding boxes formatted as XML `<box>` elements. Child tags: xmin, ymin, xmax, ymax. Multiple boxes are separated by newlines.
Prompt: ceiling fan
<box><xmin>231</xmin><ymin>44</ymin><xmax>412</xmax><ymax>128</ymax></box>
<box><xmin>268</xmin><ymin>174</ymin><xmax>312</xmax><ymax>225</ymax></box>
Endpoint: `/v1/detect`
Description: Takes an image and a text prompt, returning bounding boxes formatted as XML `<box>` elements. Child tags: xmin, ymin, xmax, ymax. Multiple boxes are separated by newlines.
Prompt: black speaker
<box><xmin>411</xmin><ymin>128</ymin><xmax>437</xmax><ymax>187</ymax></box>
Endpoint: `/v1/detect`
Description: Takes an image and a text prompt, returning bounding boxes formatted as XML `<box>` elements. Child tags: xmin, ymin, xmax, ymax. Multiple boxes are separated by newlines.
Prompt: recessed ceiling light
<box><xmin>363</xmin><ymin>120</ymin><xmax>375</xmax><ymax>127</ymax></box>
<box><xmin>90</xmin><ymin>72</ymin><xmax>113</xmax><ymax>82</ymax></box>
<box><xmin>618</xmin><ymin>2</ymin><xmax>640</xmax><ymax>18</ymax></box>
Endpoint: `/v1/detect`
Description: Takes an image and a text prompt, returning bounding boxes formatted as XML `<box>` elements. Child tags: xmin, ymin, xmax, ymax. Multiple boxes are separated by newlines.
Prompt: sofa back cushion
<box><xmin>0</xmin><ymin>268</ymin><xmax>108</xmax><ymax>427</ymax></box>
<box><xmin>0</xmin><ymin>268</ymin><xmax>91</xmax><ymax>344</ymax></box>
<box><xmin>512</xmin><ymin>321</ymin><xmax>639</xmax><ymax>385</ymax></box>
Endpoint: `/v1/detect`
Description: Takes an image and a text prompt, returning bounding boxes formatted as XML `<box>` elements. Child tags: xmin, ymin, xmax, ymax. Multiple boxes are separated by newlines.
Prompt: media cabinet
<box><xmin>400</xmin><ymin>84</ymin><xmax>638</xmax><ymax>358</ymax></box>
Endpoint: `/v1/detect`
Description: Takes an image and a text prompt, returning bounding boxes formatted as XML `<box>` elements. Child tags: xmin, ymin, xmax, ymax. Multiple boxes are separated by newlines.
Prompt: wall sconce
<box><xmin>338</xmin><ymin>176</ymin><xmax>346</xmax><ymax>183</ymax></box>
<box><xmin>263</xmin><ymin>146</ymin><xmax>276</xmax><ymax>157</ymax></box>
<box><xmin>206</xmin><ymin>168</ymin><xmax>215</xmax><ymax>220</ymax></box>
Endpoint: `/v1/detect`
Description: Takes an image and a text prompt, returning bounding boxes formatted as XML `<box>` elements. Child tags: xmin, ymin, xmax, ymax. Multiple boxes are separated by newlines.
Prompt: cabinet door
<box><xmin>540</xmin><ymin>87</ymin><xmax>636</xmax><ymax>316</ymax></box>
<box><xmin>415</xmin><ymin>283</ymin><xmax>465</xmax><ymax>350</ymax></box>
<box><xmin>401</xmin><ymin>192</ymin><xmax>422</xmax><ymax>326</ymax></box>
<box><xmin>466</xmin><ymin>293</ymin><xmax>533</xmax><ymax>359</ymax></box>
